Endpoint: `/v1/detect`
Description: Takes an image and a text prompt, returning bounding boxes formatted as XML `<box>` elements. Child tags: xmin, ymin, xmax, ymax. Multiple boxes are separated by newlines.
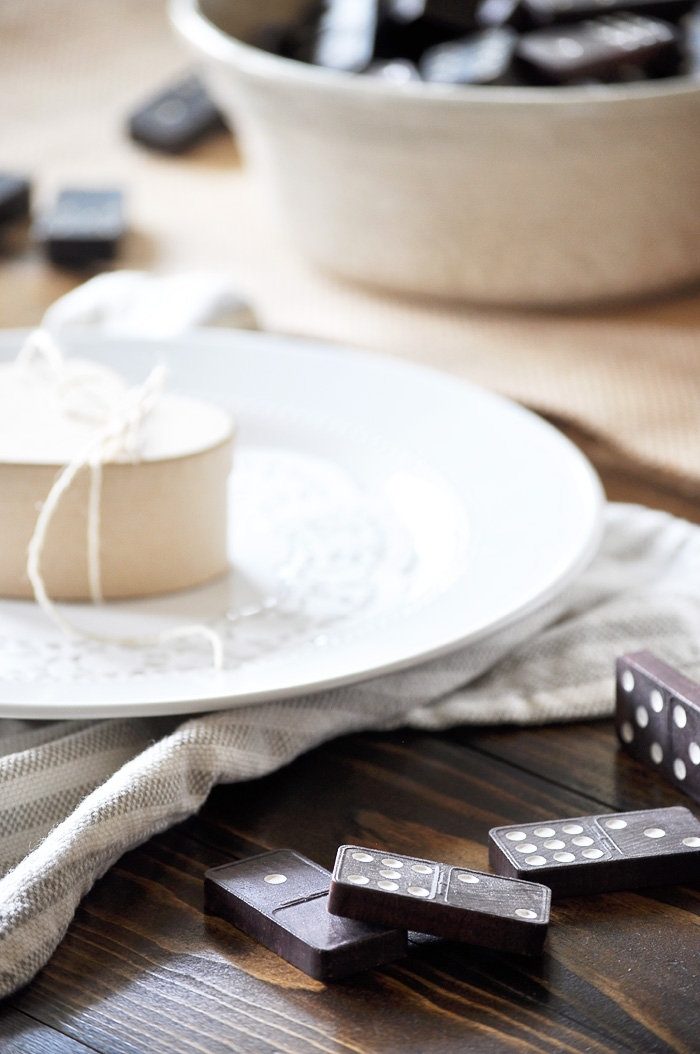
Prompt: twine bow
<box><xmin>17</xmin><ymin>328</ymin><xmax>224</xmax><ymax>668</ymax></box>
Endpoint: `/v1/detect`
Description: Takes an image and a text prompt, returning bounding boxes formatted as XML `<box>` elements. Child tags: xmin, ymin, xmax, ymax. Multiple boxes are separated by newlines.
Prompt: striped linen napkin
<box><xmin>3</xmin><ymin>501</ymin><xmax>700</xmax><ymax>996</ymax></box>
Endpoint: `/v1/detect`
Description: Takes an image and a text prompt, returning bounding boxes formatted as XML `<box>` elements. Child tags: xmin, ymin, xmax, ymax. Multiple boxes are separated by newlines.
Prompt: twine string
<box><xmin>20</xmin><ymin>327</ymin><xmax>224</xmax><ymax>669</ymax></box>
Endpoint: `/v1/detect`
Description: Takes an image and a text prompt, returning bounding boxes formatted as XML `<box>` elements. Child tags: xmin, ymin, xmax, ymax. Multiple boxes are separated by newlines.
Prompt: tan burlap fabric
<box><xmin>3</xmin><ymin>0</ymin><xmax>700</xmax><ymax>482</ymax></box>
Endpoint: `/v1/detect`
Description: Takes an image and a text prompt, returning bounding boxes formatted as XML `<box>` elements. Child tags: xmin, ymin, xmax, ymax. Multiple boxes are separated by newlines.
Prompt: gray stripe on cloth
<box><xmin>0</xmin><ymin>718</ymin><xmax>176</xmax><ymax>783</ymax></box>
<box><xmin>2</xmin><ymin>503</ymin><xmax>700</xmax><ymax>997</ymax></box>
<box><xmin>0</xmin><ymin>783</ymin><xmax>105</xmax><ymax>877</ymax></box>
<box><xmin>0</xmin><ymin>782</ymin><xmax>99</xmax><ymax>841</ymax></box>
<box><xmin>0</xmin><ymin>721</ymin><xmax>95</xmax><ymax>760</ymax></box>
<box><xmin>0</xmin><ymin>718</ymin><xmax>180</xmax><ymax>878</ymax></box>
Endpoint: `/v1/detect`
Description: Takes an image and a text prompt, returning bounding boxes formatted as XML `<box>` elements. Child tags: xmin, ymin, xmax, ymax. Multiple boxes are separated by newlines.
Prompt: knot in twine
<box><xmin>18</xmin><ymin>328</ymin><xmax>224</xmax><ymax>668</ymax></box>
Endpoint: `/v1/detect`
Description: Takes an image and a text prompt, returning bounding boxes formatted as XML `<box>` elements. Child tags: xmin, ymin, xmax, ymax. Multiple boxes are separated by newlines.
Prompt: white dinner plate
<box><xmin>0</xmin><ymin>329</ymin><xmax>603</xmax><ymax>718</ymax></box>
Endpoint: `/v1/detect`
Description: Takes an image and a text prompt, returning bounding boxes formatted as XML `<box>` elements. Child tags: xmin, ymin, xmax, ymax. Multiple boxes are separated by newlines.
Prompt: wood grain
<box><xmin>0</xmin><ymin>1008</ymin><xmax>96</xmax><ymax>1053</ymax></box>
<box><xmin>4</xmin><ymin>419</ymin><xmax>700</xmax><ymax>1050</ymax></box>
<box><xmin>5</xmin><ymin>729</ymin><xmax>700</xmax><ymax>1053</ymax></box>
<box><xmin>461</xmin><ymin>720</ymin><xmax>696</xmax><ymax>812</ymax></box>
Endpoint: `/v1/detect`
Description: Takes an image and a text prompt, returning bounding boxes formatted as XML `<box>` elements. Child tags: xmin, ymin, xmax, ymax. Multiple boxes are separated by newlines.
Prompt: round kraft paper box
<box><xmin>0</xmin><ymin>363</ymin><xmax>234</xmax><ymax>601</ymax></box>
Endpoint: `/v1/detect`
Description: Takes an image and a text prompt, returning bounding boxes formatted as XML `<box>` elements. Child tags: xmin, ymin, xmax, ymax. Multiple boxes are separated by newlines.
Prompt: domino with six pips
<box><xmin>489</xmin><ymin>805</ymin><xmax>700</xmax><ymax>897</ymax></box>
<box><xmin>205</xmin><ymin>655</ymin><xmax>700</xmax><ymax>978</ymax></box>
<box><xmin>615</xmin><ymin>650</ymin><xmax>700</xmax><ymax>800</ymax></box>
<box><xmin>327</xmin><ymin>845</ymin><xmax>551</xmax><ymax>955</ymax></box>
<box><xmin>206</xmin><ymin>808</ymin><xmax>700</xmax><ymax>976</ymax></box>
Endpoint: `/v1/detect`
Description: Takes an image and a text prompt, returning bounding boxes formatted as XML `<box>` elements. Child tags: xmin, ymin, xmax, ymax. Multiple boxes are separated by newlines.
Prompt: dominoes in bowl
<box><xmin>327</xmin><ymin>845</ymin><xmax>551</xmax><ymax>955</ymax></box>
<box><xmin>616</xmin><ymin>650</ymin><xmax>700</xmax><ymax>801</ymax></box>
<box><xmin>205</xmin><ymin>849</ymin><xmax>407</xmax><ymax>981</ymax></box>
<box><xmin>489</xmin><ymin>805</ymin><xmax>700</xmax><ymax>898</ymax></box>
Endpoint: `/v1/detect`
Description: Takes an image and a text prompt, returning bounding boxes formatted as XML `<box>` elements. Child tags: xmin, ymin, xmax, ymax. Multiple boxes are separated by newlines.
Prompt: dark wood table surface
<box><xmin>1</xmin><ymin>426</ymin><xmax>699</xmax><ymax>1054</ymax></box>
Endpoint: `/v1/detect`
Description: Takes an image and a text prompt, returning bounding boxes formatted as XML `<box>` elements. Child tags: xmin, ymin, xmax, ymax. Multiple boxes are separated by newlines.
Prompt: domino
<box><xmin>489</xmin><ymin>806</ymin><xmax>700</xmax><ymax>898</ymax></box>
<box><xmin>515</xmin><ymin>14</ymin><xmax>681</xmax><ymax>83</ymax></box>
<box><xmin>616</xmin><ymin>650</ymin><xmax>700</xmax><ymax>803</ymax></box>
<box><xmin>35</xmin><ymin>189</ymin><xmax>124</xmax><ymax>269</ymax></box>
<box><xmin>0</xmin><ymin>174</ymin><xmax>30</xmax><ymax>226</ymax></box>
<box><xmin>204</xmin><ymin>849</ymin><xmax>407</xmax><ymax>982</ymax></box>
<box><xmin>128</xmin><ymin>74</ymin><xmax>226</xmax><ymax>154</ymax></box>
<box><xmin>327</xmin><ymin>845</ymin><xmax>550</xmax><ymax>955</ymax></box>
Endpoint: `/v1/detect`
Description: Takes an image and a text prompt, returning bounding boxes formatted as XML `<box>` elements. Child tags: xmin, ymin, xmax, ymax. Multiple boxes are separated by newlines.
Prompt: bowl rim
<box><xmin>170</xmin><ymin>0</ymin><xmax>700</xmax><ymax>106</ymax></box>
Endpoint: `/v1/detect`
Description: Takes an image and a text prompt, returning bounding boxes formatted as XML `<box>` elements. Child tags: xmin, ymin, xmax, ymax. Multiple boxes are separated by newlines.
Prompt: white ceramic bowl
<box><xmin>171</xmin><ymin>0</ymin><xmax>700</xmax><ymax>305</ymax></box>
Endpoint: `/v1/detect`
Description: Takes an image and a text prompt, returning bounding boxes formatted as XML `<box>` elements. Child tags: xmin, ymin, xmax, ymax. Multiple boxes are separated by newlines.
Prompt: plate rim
<box><xmin>0</xmin><ymin>328</ymin><xmax>604</xmax><ymax>718</ymax></box>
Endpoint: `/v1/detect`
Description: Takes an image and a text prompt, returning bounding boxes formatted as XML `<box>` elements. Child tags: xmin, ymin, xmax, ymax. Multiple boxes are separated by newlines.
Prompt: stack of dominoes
<box><xmin>204</xmin><ymin>652</ymin><xmax>700</xmax><ymax>982</ymax></box>
<box><xmin>205</xmin><ymin>845</ymin><xmax>552</xmax><ymax>981</ymax></box>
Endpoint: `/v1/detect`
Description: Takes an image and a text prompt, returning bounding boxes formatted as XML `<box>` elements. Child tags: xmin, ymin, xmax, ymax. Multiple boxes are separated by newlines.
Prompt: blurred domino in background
<box><xmin>128</xmin><ymin>74</ymin><xmax>226</xmax><ymax>154</ymax></box>
<box><xmin>0</xmin><ymin>175</ymin><xmax>30</xmax><ymax>226</ymax></box>
<box><xmin>514</xmin><ymin>14</ymin><xmax>682</xmax><ymax>83</ymax></box>
<box><xmin>35</xmin><ymin>189</ymin><xmax>125</xmax><ymax>269</ymax></box>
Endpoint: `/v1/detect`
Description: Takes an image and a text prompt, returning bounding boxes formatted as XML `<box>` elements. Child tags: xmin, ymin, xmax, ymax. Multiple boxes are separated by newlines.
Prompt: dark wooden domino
<box><xmin>489</xmin><ymin>806</ymin><xmax>700</xmax><ymax>898</ymax></box>
<box><xmin>515</xmin><ymin>14</ymin><xmax>681</xmax><ymax>82</ymax></box>
<box><xmin>616</xmin><ymin>651</ymin><xmax>700</xmax><ymax>803</ymax></box>
<box><xmin>128</xmin><ymin>74</ymin><xmax>226</xmax><ymax>154</ymax></box>
<box><xmin>0</xmin><ymin>174</ymin><xmax>30</xmax><ymax>226</ymax></box>
<box><xmin>35</xmin><ymin>189</ymin><xmax>125</xmax><ymax>269</ymax></box>
<box><xmin>327</xmin><ymin>845</ymin><xmax>550</xmax><ymax>955</ymax></box>
<box><xmin>204</xmin><ymin>849</ymin><xmax>407</xmax><ymax>982</ymax></box>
